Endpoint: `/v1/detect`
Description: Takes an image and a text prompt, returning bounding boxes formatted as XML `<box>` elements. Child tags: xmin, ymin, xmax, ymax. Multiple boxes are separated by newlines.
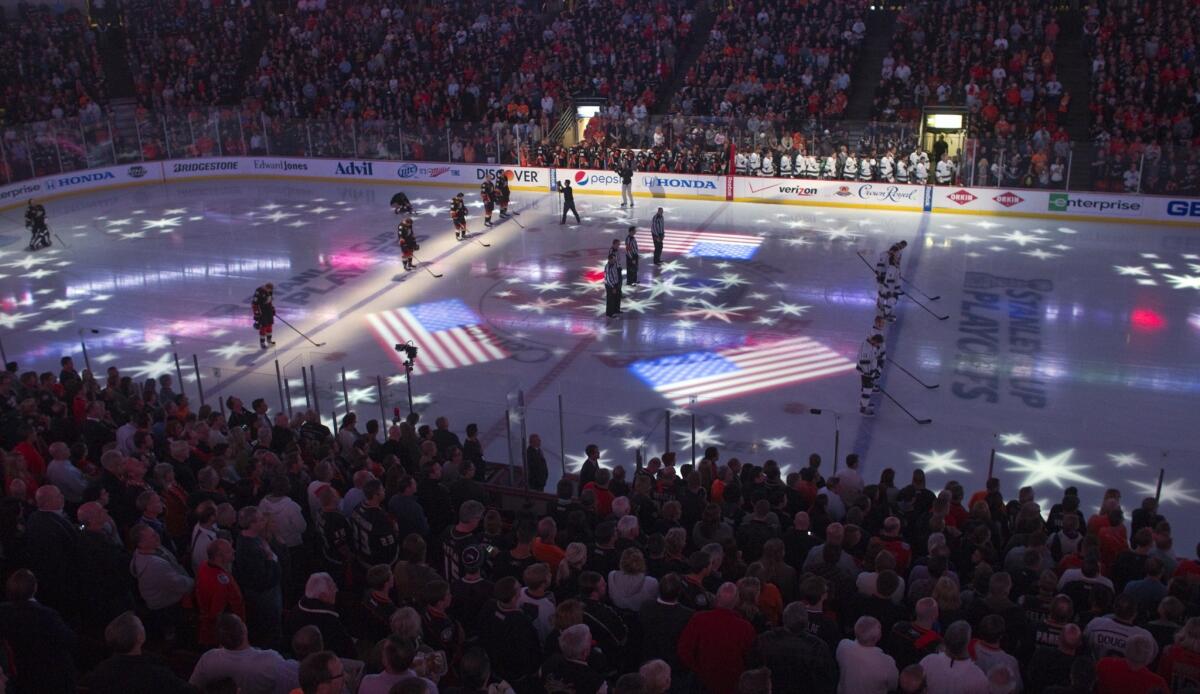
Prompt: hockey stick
<box><xmin>878</xmin><ymin>386</ymin><xmax>932</xmax><ymax>424</ymax></box>
<box><xmin>53</xmin><ymin>231</ymin><xmax>69</xmax><ymax>248</ymax></box>
<box><xmin>900</xmin><ymin>275</ymin><xmax>940</xmax><ymax>301</ymax></box>
<box><xmin>856</xmin><ymin>251</ymin><xmax>878</xmax><ymax>274</ymax></box>
<box><xmin>901</xmin><ymin>293</ymin><xmax>949</xmax><ymax>320</ymax></box>
<box><xmin>275</xmin><ymin>314</ymin><xmax>327</xmax><ymax>347</ymax></box>
<box><xmin>892</xmin><ymin>361</ymin><xmax>939</xmax><ymax>389</ymax></box>
<box><xmin>475</xmin><ymin>238</ymin><xmax>492</xmax><ymax>248</ymax></box>
<box><xmin>411</xmin><ymin>254</ymin><xmax>443</xmax><ymax>278</ymax></box>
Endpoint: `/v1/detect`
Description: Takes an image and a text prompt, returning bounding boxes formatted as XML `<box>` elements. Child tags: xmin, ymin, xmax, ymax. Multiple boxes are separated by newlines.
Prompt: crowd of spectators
<box><xmin>0</xmin><ymin>4</ymin><xmax>106</xmax><ymax>126</ymax></box>
<box><xmin>673</xmin><ymin>0</ymin><xmax>868</xmax><ymax>126</ymax></box>
<box><xmin>241</xmin><ymin>0</ymin><xmax>550</xmax><ymax>164</ymax></box>
<box><xmin>1083</xmin><ymin>0</ymin><xmax>1200</xmax><ymax>195</ymax></box>
<box><xmin>873</xmin><ymin>0</ymin><xmax>1073</xmax><ymax>190</ymax></box>
<box><xmin>4</xmin><ymin>359</ymin><xmax>1200</xmax><ymax>693</ymax></box>
<box><xmin>124</xmin><ymin>0</ymin><xmax>263</xmax><ymax>110</ymax></box>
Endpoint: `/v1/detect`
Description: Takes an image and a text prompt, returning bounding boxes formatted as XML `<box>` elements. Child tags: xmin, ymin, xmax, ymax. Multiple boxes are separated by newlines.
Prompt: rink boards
<box><xmin>2</xmin><ymin>156</ymin><xmax>1198</xmax><ymax>227</ymax></box>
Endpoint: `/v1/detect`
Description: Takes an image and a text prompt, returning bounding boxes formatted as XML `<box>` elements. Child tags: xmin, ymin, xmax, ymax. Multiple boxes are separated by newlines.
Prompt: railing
<box><xmin>4</xmin><ymin>109</ymin><xmax>1197</xmax><ymax>197</ymax></box>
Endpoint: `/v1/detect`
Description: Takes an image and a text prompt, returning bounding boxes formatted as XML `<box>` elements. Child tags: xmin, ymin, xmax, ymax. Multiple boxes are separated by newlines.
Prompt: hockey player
<box><xmin>451</xmin><ymin>193</ymin><xmax>468</xmax><ymax>240</ymax></box>
<box><xmin>879</xmin><ymin>151</ymin><xmax>895</xmax><ymax>182</ymax></box>
<box><xmin>857</xmin><ymin>334</ymin><xmax>885</xmax><ymax>416</ymax></box>
<box><xmin>735</xmin><ymin>150</ymin><xmax>748</xmax><ymax>176</ymax></box>
<box><xmin>625</xmin><ymin>226</ymin><xmax>639</xmax><ymax>286</ymax></box>
<box><xmin>748</xmin><ymin>150</ymin><xmax>761</xmax><ymax>177</ymax></box>
<box><xmin>860</xmin><ymin>153</ymin><xmax>875</xmax><ymax>181</ymax></box>
<box><xmin>843</xmin><ymin>152</ymin><xmax>858</xmax><ymax>181</ymax></box>
<box><xmin>480</xmin><ymin>175</ymin><xmax>497</xmax><ymax>227</ymax></box>
<box><xmin>823</xmin><ymin>153</ymin><xmax>838</xmax><ymax>180</ymax></box>
<box><xmin>25</xmin><ymin>200</ymin><xmax>50</xmax><ymax>250</ymax></box>
<box><xmin>935</xmin><ymin>154</ymin><xmax>954</xmax><ymax>185</ymax></box>
<box><xmin>760</xmin><ymin>149</ymin><xmax>774</xmax><ymax>177</ymax></box>
<box><xmin>390</xmin><ymin>191</ymin><xmax>413</xmax><ymax>215</ymax></box>
<box><xmin>397</xmin><ymin>216</ymin><xmax>417</xmax><ymax>271</ymax></box>
<box><xmin>779</xmin><ymin>150</ymin><xmax>792</xmax><ymax>178</ymax></box>
<box><xmin>895</xmin><ymin>157</ymin><xmax>909</xmax><ymax>184</ymax></box>
<box><xmin>806</xmin><ymin>152</ymin><xmax>820</xmax><ymax>179</ymax></box>
<box><xmin>914</xmin><ymin>154</ymin><xmax>930</xmax><ymax>184</ymax></box>
<box><xmin>252</xmin><ymin>283</ymin><xmax>276</xmax><ymax>349</ymax></box>
<box><xmin>496</xmin><ymin>174</ymin><xmax>511</xmax><ymax>217</ymax></box>
<box><xmin>877</xmin><ymin>261</ymin><xmax>902</xmax><ymax>322</ymax></box>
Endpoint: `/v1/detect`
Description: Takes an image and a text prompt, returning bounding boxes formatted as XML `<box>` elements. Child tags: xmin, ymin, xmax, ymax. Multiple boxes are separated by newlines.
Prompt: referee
<box><xmin>604</xmin><ymin>252</ymin><xmax>622</xmax><ymax>318</ymax></box>
<box><xmin>651</xmin><ymin>207</ymin><xmax>665</xmax><ymax>264</ymax></box>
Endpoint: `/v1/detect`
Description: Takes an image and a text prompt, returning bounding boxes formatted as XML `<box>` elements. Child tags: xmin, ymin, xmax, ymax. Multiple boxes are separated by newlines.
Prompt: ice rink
<box><xmin>3</xmin><ymin>178</ymin><xmax>1198</xmax><ymax>536</ymax></box>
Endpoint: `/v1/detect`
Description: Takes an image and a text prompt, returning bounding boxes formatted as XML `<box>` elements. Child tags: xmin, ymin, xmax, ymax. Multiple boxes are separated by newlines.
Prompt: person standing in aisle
<box><xmin>558</xmin><ymin>180</ymin><xmax>580</xmax><ymax>225</ymax></box>
<box><xmin>625</xmin><ymin>226</ymin><xmax>640</xmax><ymax>286</ymax></box>
<box><xmin>616</xmin><ymin>160</ymin><xmax>635</xmax><ymax>208</ymax></box>
<box><xmin>604</xmin><ymin>252</ymin><xmax>622</xmax><ymax>318</ymax></box>
<box><xmin>651</xmin><ymin>208</ymin><xmax>665</xmax><ymax>265</ymax></box>
<box><xmin>857</xmin><ymin>334</ymin><xmax>885</xmax><ymax>416</ymax></box>
<box><xmin>397</xmin><ymin>216</ymin><xmax>417</xmax><ymax>272</ymax></box>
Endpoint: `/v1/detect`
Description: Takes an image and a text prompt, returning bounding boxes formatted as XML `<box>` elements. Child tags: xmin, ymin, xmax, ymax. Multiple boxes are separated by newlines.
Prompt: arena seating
<box><xmin>0</xmin><ymin>4</ymin><xmax>106</xmax><ymax>124</ymax></box>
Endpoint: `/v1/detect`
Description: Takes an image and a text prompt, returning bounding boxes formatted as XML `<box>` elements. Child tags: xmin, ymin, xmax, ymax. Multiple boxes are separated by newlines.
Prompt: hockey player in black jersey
<box><xmin>495</xmin><ymin>174</ymin><xmax>511</xmax><ymax>217</ymax></box>
<box><xmin>450</xmin><ymin>193</ymin><xmax>468</xmax><ymax>240</ymax></box>
<box><xmin>480</xmin><ymin>175</ymin><xmax>497</xmax><ymax>227</ymax></box>
<box><xmin>252</xmin><ymin>283</ymin><xmax>276</xmax><ymax>349</ymax></box>
<box><xmin>390</xmin><ymin>191</ymin><xmax>413</xmax><ymax>215</ymax></box>
<box><xmin>25</xmin><ymin>200</ymin><xmax>50</xmax><ymax>250</ymax></box>
<box><xmin>397</xmin><ymin>216</ymin><xmax>417</xmax><ymax>271</ymax></box>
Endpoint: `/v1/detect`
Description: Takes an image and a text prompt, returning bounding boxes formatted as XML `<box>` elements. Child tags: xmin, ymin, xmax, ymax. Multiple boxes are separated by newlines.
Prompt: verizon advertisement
<box><xmin>734</xmin><ymin>177</ymin><xmax>928</xmax><ymax>210</ymax></box>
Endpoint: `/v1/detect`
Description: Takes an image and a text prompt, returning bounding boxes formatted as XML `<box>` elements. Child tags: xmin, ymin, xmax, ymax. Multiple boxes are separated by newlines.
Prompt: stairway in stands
<box><xmin>1052</xmin><ymin>10</ymin><xmax>1096</xmax><ymax>190</ymax></box>
<box><xmin>845</xmin><ymin>9</ymin><xmax>898</xmax><ymax>121</ymax></box>
<box><xmin>650</xmin><ymin>1</ymin><xmax>720</xmax><ymax>115</ymax></box>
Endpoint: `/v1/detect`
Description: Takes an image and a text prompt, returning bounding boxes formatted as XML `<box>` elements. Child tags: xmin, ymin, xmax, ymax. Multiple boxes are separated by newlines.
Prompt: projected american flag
<box><xmin>367</xmin><ymin>299</ymin><xmax>507</xmax><ymax>374</ymax></box>
<box><xmin>661</xmin><ymin>230</ymin><xmax>762</xmax><ymax>260</ymax></box>
<box><xmin>630</xmin><ymin>337</ymin><xmax>855</xmax><ymax>406</ymax></box>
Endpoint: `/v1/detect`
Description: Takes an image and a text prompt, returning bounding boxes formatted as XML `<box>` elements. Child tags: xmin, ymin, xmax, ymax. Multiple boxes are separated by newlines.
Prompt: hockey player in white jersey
<box><xmin>895</xmin><ymin>158</ymin><xmax>909</xmax><ymax>184</ymax></box>
<box><xmin>857</xmin><ymin>334</ymin><xmax>885</xmax><ymax>416</ymax></box>
<box><xmin>761</xmin><ymin>150</ymin><xmax>774</xmax><ymax>177</ymax></box>
<box><xmin>843</xmin><ymin>153</ymin><xmax>858</xmax><ymax>180</ymax></box>
<box><xmin>748</xmin><ymin>150</ymin><xmax>761</xmax><ymax>176</ymax></box>
<box><xmin>879</xmin><ymin>151</ymin><xmax>895</xmax><ymax>182</ymax></box>
<box><xmin>823</xmin><ymin>154</ymin><xmax>838</xmax><ymax>180</ymax></box>
<box><xmin>859</xmin><ymin>154</ymin><xmax>875</xmax><ymax>181</ymax></box>
<box><xmin>913</xmin><ymin>155</ymin><xmax>929</xmax><ymax>184</ymax></box>
<box><xmin>805</xmin><ymin>153</ymin><xmax>820</xmax><ymax>179</ymax></box>
<box><xmin>779</xmin><ymin>151</ymin><xmax>793</xmax><ymax>178</ymax></box>
<box><xmin>735</xmin><ymin>151</ymin><xmax>748</xmax><ymax>175</ymax></box>
<box><xmin>935</xmin><ymin>154</ymin><xmax>954</xmax><ymax>184</ymax></box>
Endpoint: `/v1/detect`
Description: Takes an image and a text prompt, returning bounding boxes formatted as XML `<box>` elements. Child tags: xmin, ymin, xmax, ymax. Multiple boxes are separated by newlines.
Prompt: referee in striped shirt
<box><xmin>651</xmin><ymin>207</ymin><xmax>665</xmax><ymax>264</ymax></box>
<box><xmin>604</xmin><ymin>252</ymin><xmax>622</xmax><ymax>318</ymax></box>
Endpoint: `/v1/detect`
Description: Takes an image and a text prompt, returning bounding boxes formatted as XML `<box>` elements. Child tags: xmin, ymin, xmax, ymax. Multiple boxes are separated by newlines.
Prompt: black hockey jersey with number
<box><xmin>496</xmin><ymin>177</ymin><xmax>510</xmax><ymax>200</ymax></box>
<box><xmin>450</xmin><ymin>199</ymin><xmax>467</xmax><ymax>222</ymax></box>
<box><xmin>252</xmin><ymin>286</ymin><xmax>274</xmax><ymax>321</ymax></box>
<box><xmin>480</xmin><ymin>180</ymin><xmax>495</xmax><ymax>203</ymax></box>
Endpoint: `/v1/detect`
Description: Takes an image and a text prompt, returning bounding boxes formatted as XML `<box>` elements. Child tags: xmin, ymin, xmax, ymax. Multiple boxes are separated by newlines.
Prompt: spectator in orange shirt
<box><xmin>1098</xmin><ymin>509</ymin><xmax>1130</xmax><ymax>575</ymax></box>
<box><xmin>533</xmin><ymin>517</ymin><xmax>566</xmax><ymax>573</ymax></box>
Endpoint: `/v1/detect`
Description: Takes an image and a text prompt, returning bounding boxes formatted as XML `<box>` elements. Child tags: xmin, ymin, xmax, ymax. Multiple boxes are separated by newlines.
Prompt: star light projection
<box><xmin>1112</xmin><ymin>254</ymin><xmax>1200</xmax><ymax>288</ymax></box>
<box><xmin>997</xmin><ymin>449</ymin><xmax>1101</xmax><ymax>489</ymax></box>
<box><xmin>910</xmin><ymin>449</ymin><xmax>970</xmax><ymax>474</ymax></box>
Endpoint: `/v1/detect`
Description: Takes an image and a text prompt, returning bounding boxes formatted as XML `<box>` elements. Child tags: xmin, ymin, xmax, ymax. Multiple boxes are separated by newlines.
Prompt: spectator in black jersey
<box><xmin>477</xmin><ymin>576</ymin><xmax>543</xmax><ymax>689</ymax></box>
<box><xmin>316</xmin><ymin>486</ymin><xmax>352</xmax><ymax>586</ymax></box>
<box><xmin>752</xmin><ymin>602</ymin><xmax>838</xmax><ymax>694</ymax></box>
<box><xmin>578</xmin><ymin>571</ymin><xmax>630</xmax><ymax>670</ymax></box>
<box><xmin>285</xmin><ymin>572</ymin><xmax>357</xmax><ymax>659</ymax></box>
<box><xmin>439</xmin><ymin>500</ymin><xmax>485</xmax><ymax>582</ymax></box>
<box><xmin>450</xmin><ymin>546</ymin><xmax>493</xmax><ymax>628</ymax></box>
<box><xmin>886</xmin><ymin>597</ymin><xmax>942</xmax><ymax>671</ymax></box>
<box><xmin>351</xmin><ymin>479</ymin><xmax>399</xmax><ymax>574</ymax></box>
<box><xmin>359</xmin><ymin>564</ymin><xmax>397</xmax><ymax>644</ymax></box>
<box><xmin>541</xmin><ymin>624</ymin><xmax>606</xmax><ymax>694</ymax></box>
<box><xmin>421</xmin><ymin>580</ymin><xmax>463</xmax><ymax>663</ymax></box>
<box><xmin>491</xmin><ymin>521</ymin><xmax>537</xmax><ymax>581</ymax></box>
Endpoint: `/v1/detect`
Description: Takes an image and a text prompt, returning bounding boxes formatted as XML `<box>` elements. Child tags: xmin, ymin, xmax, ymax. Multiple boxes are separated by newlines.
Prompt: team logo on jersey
<box><xmin>834</xmin><ymin>186</ymin><xmax>853</xmax><ymax>197</ymax></box>
<box><xmin>947</xmin><ymin>189</ymin><xmax>977</xmax><ymax>205</ymax></box>
<box><xmin>993</xmin><ymin>192</ymin><xmax>1024</xmax><ymax>207</ymax></box>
